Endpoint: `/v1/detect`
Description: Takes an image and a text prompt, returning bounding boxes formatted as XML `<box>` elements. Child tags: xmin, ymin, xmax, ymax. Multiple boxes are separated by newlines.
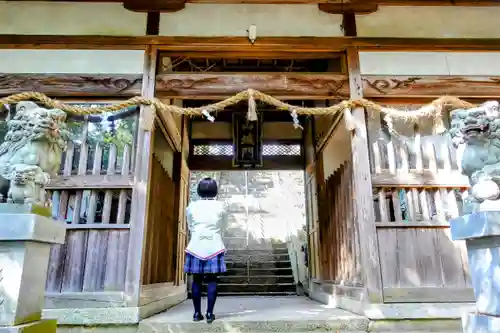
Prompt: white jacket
<box><xmin>185</xmin><ymin>199</ymin><xmax>226</xmax><ymax>260</ymax></box>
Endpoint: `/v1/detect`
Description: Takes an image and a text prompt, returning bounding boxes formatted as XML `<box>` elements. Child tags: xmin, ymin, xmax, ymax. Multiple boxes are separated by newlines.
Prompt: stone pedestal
<box><xmin>0</xmin><ymin>204</ymin><xmax>65</xmax><ymax>333</ymax></box>
<box><xmin>450</xmin><ymin>211</ymin><xmax>500</xmax><ymax>333</ymax></box>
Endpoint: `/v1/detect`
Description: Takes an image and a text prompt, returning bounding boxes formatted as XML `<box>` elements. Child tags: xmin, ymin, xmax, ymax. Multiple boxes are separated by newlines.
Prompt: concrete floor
<box><xmin>139</xmin><ymin>296</ymin><xmax>369</xmax><ymax>332</ymax></box>
<box><xmin>146</xmin><ymin>296</ymin><xmax>363</xmax><ymax>323</ymax></box>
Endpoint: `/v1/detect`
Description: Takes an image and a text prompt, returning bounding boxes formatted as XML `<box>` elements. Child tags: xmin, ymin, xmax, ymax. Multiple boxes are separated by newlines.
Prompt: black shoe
<box><xmin>206</xmin><ymin>313</ymin><xmax>215</xmax><ymax>324</ymax></box>
<box><xmin>193</xmin><ymin>312</ymin><xmax>204</xmax><ymax>322</ymax></box>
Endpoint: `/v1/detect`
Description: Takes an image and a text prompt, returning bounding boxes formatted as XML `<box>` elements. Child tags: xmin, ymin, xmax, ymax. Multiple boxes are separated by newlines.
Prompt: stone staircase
<box><xmin>219</xmin><ymin>243</ymin><xmax>296</xmax><ymax>295</ymax></box>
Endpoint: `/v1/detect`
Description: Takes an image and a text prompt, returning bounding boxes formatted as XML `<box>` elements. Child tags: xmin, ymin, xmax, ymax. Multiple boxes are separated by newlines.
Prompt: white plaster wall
<box><xmin>0</xmin><ymin>50</ymin><xmax>144</xmax><ymax>74</ymax></box>
<box><xmin>159</xmin><ymin>4</ymin><xmax>343</xmax><ymax>37</ymax></box>
<box><xmin>0</xmin><ymin>1</ymin><xmax>146</xmax><ymax>36</ymax></box>
<box><xmin>356</xmin><ymin>6</ymin><xmax>500</xmax><ymax>38</ymax></box>
<box><xmin>322</xmin><ymin>122</ymin><xmax>350</xmax><ymax>180</ymax></box>
<box><xmin>360</xmin><ymin>52</ymin><xmax>500</xmax><ymax>76</ymax></box>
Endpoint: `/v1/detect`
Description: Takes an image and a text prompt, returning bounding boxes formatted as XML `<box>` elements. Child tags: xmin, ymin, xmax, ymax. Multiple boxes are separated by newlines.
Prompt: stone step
<box><xmin>192</xmin><ymin>283</ymin><xmax>296</xmax><ymax>295</ymax></box>
<box><xmin>225</xmin><ymin>253</ymin><xmax>291</xmax><ymax>262</ymax></box>
<box><xmin>217</xmin><ymin>291</ymin><xmax>297</xmax><ymax>296</ymax></box>
<box><xmin>226</xmin><ymin>260</ymin><xmax>292</xmax><ymax>269</ymax></box>
<box><xmin>218</xmin><ymin>283</ymin><xmax>296</xmax><ymax>294</ymax></box>
<box><xmin>219</xmin><ymin>275</ymin><xmax>295</xmax><ymax>284</ymax></box>
<box><xmin>225</xmin><ymin>248</ymin><xmax>290</xmax><ymax>255</ymax></box>
<box><xmin>226</xmin><ymin>267</ymin><xmax>294</xmax><ymax>276</ymax></box>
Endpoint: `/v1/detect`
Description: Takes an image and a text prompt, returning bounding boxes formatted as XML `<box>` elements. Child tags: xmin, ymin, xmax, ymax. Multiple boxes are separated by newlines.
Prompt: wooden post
<box><xmin>124</xmin><ymin>45</ymin><xmax>157</xmax><ymax>306</ymax></box>
<box><xmin>346</xmin><ymin>46</ymin><xmax>383</xmax><ymax>303</ymax></box>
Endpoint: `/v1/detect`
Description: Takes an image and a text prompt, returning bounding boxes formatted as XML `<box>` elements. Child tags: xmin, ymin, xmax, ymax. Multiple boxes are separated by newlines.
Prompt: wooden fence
<box><xmin>45</xmin><ymin>106</ymin><xmax>137</xmax><ymax>296</ymax></box>
<box><xmin>368</xmin><ymin>111</ymin><xmax>473</xmax><ymax>303</ymax></box>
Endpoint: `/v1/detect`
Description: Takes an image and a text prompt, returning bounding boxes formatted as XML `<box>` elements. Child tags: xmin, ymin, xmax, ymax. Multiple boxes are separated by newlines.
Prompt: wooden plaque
<box><xmin>232</xmin><ymin>113</ymin><xmax>263</xmax><ymax>168</ymax></box>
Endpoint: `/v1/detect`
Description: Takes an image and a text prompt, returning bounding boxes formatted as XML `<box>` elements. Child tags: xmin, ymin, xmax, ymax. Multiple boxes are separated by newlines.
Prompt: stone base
<box><xmin>0</xmin><ymin>319</ymin><xmax>56</xmax><ymax>333</ymax></box>
<box><xmin>449</xmin><ymin>211</ymin><xmax>500</xmax><ymax>316</ymax></box>
<box><xmin>462</xmin><ymin>313</ymin><xmax>500</xmax><ymax>333</ymax></box>
<box><xmin>0</xmin><ymin>206</ymin><xmax>66</xmax><ymax>326</ymax></box>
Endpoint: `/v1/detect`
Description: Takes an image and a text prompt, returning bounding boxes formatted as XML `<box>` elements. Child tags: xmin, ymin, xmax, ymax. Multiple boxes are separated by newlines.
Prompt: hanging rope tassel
<box><xmin>290</xmin><ymin>109</ymin><xmax>303</xmax><ymax>130</ymax></box>
<box><xmin>431</xmin><ymin>104</ymin><xmax>446</xmax><ymax>135</ymax></box>
<box><xmin>247</xmin><ymin>89</ymin><xmax>258</xmax><ymax>121</ymax></box>
<box><xmin>383</xmin><ymin>114</ymin><xmax>396</xmax><ymax>135</ymax></box>
<box><xmin>433</xmin><ymin>116</ymin><xmax>447</xmax><ymax>135</ymax></box>
<box><xmin>343</xmin><ymin>107</ymin><xmax>357</xmax><ymax>131</ymax></box>
<box><xmin>202</xmin><ymin>109</ymin><xmax>215</xmax><ymax>122</ymax></box>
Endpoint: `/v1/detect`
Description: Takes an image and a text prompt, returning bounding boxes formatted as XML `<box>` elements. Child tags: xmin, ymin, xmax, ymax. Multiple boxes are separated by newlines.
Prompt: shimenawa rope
<box><xmin>0</xmin><ymin>90</ymin><xmax>476</xmax><ymax>134</ymax></box>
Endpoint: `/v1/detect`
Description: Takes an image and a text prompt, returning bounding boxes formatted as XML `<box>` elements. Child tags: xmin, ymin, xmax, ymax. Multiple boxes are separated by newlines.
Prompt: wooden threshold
<box><xmin>4</xmin><ymin>36</ymin><xmax>500</xmax><ymax>52</ymax></box>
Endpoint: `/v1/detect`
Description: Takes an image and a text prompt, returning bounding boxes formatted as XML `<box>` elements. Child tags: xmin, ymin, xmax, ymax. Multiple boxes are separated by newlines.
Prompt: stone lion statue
<box><xmin>0</xmin><ymin>101</ymin><xmax>69</xmax><ymax>205</ymax></box>
<box><xmin>449</xmin><ymin>100</ymin><xmax>500</xmax><ymax>214</ymax></box>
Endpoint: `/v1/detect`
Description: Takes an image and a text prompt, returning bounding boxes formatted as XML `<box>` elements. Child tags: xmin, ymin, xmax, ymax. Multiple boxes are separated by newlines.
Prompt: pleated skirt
<box><xmin>184</xmin><ymin>252</ymin><xmax>227</xmax><ymax>275</ymax></box>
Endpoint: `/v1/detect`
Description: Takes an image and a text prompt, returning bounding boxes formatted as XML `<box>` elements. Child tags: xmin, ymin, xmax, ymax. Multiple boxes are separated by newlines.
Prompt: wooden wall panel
<box><xmin>142</xmin><ymin>153</ymin><xmax>177</xmax><ymax>285</ymax></box>
<box><xmin>317</xmin><ymin>160</ymin><xmax>361</xmax><ymax>285</ymax></box>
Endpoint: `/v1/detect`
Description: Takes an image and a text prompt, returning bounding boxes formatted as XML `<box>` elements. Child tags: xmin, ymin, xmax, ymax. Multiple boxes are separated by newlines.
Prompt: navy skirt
<box><xmin>184</xmin><ymin>252</ymin><xmax>227</xmax><ymax>275</ymax></box>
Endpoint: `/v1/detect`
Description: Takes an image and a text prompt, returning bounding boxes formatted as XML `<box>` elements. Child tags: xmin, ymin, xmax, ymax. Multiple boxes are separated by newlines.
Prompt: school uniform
<box><xmin>184</xmin><ymin>199</ymin><xmax>227</xmax><ymax>275</ymax></box>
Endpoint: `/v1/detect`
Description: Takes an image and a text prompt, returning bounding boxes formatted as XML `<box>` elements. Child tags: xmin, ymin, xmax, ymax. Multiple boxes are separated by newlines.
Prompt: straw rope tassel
<box><xmin>432</xmin><ymin>104</ymin><xmax>447</xmax><ymax>135</ymax></box>
<box><xmin>343</xmin><ymin>107</ymin><xmax>357</xmax><ymax>131</ymax></box>
<box><xmin>247</xmin><ymin>89</ymin><xmax>258</xmax><ymax>121</ymax></box>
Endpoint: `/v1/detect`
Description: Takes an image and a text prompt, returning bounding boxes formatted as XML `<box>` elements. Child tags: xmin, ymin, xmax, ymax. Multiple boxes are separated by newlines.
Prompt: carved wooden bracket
<box><xmin>122</xmin><ymin>0</ymin><xmax>186</xmax><ymax>12</ymax></box>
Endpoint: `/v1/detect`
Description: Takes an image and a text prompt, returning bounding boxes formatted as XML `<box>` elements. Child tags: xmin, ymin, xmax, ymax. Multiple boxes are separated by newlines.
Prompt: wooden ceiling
<box><xmin>9</xmin><ymin>0</ymin><xmax>500</xmax><ymax>13</ymax></box>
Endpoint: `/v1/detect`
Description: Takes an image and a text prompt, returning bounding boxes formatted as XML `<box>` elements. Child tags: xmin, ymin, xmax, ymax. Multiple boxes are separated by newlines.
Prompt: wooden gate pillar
<box><xmin>124</xmin><ymin>46</ymin><xmax>157</xmax><ymax>307</ymax></box>
<box><xmin>346</xmin><ymin>46</ymin><xmax>383</xmax><ymax>303</ymax></box>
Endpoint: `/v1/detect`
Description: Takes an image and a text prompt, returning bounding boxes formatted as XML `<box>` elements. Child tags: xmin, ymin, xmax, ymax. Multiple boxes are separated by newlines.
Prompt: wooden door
<box><xmin>303</xmin><ymin>117</ymin><xmax>321</xmax><ymax>281</ymax></box>
<box><xmin>175</xmin><ymin>158</ymin><xmax>189</xmax><ymax>285</ymax></box>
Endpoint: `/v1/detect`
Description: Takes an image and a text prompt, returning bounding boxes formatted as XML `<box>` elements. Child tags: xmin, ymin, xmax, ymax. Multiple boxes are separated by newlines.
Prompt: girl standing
<box><xmin>184</xmin><ymin>177</ymin><xmax>227</xmax><ymax>323</ymax></box>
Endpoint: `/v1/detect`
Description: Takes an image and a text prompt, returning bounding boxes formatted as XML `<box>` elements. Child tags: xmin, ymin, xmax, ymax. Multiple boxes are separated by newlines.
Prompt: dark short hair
<box><xmin>197</xmin><ymin>177</ymin><xmax>218</xmax><ymax>198</ymax></box>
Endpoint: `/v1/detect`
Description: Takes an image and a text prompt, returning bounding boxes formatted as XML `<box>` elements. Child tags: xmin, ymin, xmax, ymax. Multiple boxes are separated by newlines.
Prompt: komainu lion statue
<box><xmin>450</xmin><ymin>100</ymin><xmax>500</xmax><ymax>214</ymax></box>
<box><xmin>0</xmin><ymin>101</ymin><xmax>69</xmax><ymax>205</ymax></box>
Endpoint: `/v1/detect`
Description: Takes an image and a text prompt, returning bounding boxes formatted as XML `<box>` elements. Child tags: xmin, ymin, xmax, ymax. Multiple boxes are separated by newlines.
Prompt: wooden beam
<box><xmin>124</xmin><ymin>45</ymin><xmax>157</xmax><ymax>307</ymax></box>
<box><xmin>5</xmin><ymin>36</ymin><xmax>500</xmax><ymax>52</ymax></box>
<box><xmin>346</xmin><ymin>46</ymin><xmax>384</xmax><ymax>303</ymax></box>
<box><xmin>0</xmin><ymin>74</ymin><xmax>141</xmax><ymax>97</ymax></box>
<box><xmin>2</xmin><ymin>72</ymin><xmax>498</xmax><ymax>100</ymax></box>
<box><xmin>155</xmin><ymin>73</ymin><xmax>349</xmax><ymax>99</ymax></box>
<box><xmin>320</xmin><ymin>2</ymin><xmax>378</xmax><ymax>15</ymax></box>
<box><xmin>363</xmin><ymin>75</ymin><xmax>500</xmax><ymax>99</ymax></box>
<box><xmin>124</xmin><ymin>0</ymin><xmax>185</xmax><ymax>12</ymax></box>
<box><xmin>47</xmin><ymin>175</ymin><xmax>133</xmax><ymax>189</ymax></box>
<box><xmin>146</xmin><ymin>12</ymin><xmax>161</xmax><ymax>35</ymax></box>
<box><xmin>371</xmin><ymin>170</ymin><xmax>469</xmax><ymax>188</ymax></box>
<box><xmin>9</xmin><ymin>0</ymin><xmax>500</xmax><ymax>8</ymax></box>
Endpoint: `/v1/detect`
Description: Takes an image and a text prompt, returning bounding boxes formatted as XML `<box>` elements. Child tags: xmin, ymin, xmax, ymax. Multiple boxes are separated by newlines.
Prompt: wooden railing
<box><xmin>45</xmin><ymin>106</ymin><xmax>138</xmax><ymax>294</ymax></box>
<box><xmin>368</xmin><ymin>114</ymin><xmax>472</xmax><ymax>303</ymax></box>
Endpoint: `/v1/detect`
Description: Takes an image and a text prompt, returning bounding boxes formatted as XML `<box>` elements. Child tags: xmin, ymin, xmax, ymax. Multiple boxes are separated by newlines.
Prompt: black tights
<box><xmin>191</xmin><ymin>274</ymin><xmax>218</xmax><ymax>315</ymax></box>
